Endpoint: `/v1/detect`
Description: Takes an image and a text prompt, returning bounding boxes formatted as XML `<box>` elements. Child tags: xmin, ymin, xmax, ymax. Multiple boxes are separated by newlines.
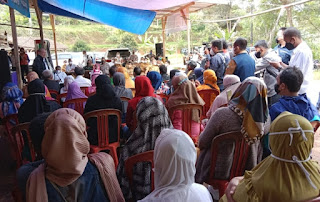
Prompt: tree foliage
<box><xmin>72</xmin><ymin>40</ymin><xmax>91</xmax><ymax>52</ymax></box>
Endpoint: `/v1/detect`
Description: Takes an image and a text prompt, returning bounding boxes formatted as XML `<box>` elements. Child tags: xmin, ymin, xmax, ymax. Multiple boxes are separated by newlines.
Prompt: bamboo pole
<box><xmin>9</xmin><ymin>8</ymin><xmax>23</xmax><ymax>89</ymax></box>
<box><xmin>33</xmin><ymin>0</ymin><xmax>44</xmax><ymax>47</ymax></box>
<box><xmin>161</xmin><ymin>17</ymin><xmax>167</xmax><ymax>59</ymax></box>
<box><xmin>50</xmin><ymin>14</ymin><xmax>58</xmax><ymax>67</ymax></box>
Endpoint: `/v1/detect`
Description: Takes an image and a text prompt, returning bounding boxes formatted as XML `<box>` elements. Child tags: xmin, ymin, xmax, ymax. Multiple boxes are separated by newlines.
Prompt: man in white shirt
<box><xmin>54</xmin><ymin>66</ymin><xmax>67</xmax><ymax>84</ymax></box>
<box><xmin>283</xmin><ymin>27</ymin><xmax>313</xmax><ymax>94</ymax></box>
<box><xmin>74</xmin><ymin>66</ymin><xmax>91</xmax><ymax>87</ymax></box>
<box><xmin>66</xmin><ymin>58</ymin><xmax>76</xmax><ymax>73</ymax></box>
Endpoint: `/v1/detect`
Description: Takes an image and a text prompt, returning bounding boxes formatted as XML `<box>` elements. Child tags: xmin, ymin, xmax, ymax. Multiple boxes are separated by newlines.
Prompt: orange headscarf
<box><xmin>197</xmin><ymin>69</ymin><xmax>220</xmax><ymax>92</ymax></box>
<box><xmin>117</xmin><ymin>67</ymin><xmax>135</xmax><ymax>89</ymax></box>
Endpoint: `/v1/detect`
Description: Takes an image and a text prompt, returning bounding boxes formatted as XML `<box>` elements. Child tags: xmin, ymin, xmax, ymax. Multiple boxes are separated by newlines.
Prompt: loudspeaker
<box><xmin>0</xmin><ymin>50</ymin><xmax>12</xmax><ymax>101</ymax></box>
<box><xmin>155</xmin><ymin>43</ymin><xmax>163</xmax><ymax>56</ymax></box>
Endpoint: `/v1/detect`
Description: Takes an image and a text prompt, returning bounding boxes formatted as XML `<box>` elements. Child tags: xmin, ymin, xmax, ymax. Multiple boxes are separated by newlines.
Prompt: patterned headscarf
<box><xmin>1</xmin><ymin>82</ymin><xmax>24</xmax><ymax>116</ymax></box>
<box><xmin>117</xmin><ymin>96</ymin><xmax>173</xmax><ymax>200</ymax></box>
<box><xmin>228</xmin><ymin>76</ymin><xmax>268</xmax><ymax>143</ymax></box>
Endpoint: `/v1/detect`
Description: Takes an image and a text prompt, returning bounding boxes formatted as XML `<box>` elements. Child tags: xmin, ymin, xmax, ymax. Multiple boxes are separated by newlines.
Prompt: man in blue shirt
<box><xmin>270</xmin><ymin>67</ymin><xmax>320</xmax><ymax>122</ymax></box>
<box><xmin>210</xmin><ymin>39</ymin><xmax>227</xmax><ymax>90</ymax></box>
<box><xmin>273</xmin><ymin>27</ymin><xmax>292</xmax><ymax>65</ymax></box>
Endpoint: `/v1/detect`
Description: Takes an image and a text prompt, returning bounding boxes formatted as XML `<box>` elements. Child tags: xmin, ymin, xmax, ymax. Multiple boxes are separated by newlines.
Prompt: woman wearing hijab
<box><xmin>117</xmin><ymin>67</ymin><xmax>135</xmax><ymax>89</ymax></box>
<box><xmin>167</xmin><ymin>75</ymin><xmax>205</xmax><ymax>139</ymax></box>
<box><xmin>147</xmin><ymin>71</ymin><xmax>162</xmax><ymax>93</ymax></box>
<box><xmin>196</xmin><ymin>69</ymin><xmax>220</xmax><ymax>107</ymax></box>
<box><xmin>222</xmin><ymin>112</ymin><xmax>320</xmax><ymax>202</ymax></box>
<box><xmin>19</xmin><ymin>108</ymin><xmax>124</xmax><ymax>202</ymax></box>
<box><xmin>206</xmin><ymin>74</ymin><xmax>241</xmax><ymax>118</ymax></box>
<box><xmin>126</xmin><ymin>76</ymin><xmax>162</xmax><ymax>132</ymax></box>
<box><xmin>195</xmin><ymin>77</ymin><xmax>269</xmax><ymax>184</ymax></box>
<box><xmin>139</xmin><ymin>129</ymin><xmax>212</xmax><ymax>202</ymax></box>
<box><xmin>0</xmin><ymin>82</ymin><xmax>24</xmax><ymax>118</ymax></box>
<box><xmin>64</xmin><ymin>81</ymin><xmax>88</xmax><ymax>110</ymax></box>
<box><xmin>117</xmin><ymin>97</ymin><xmax>173</xmax><ymax>201</ymax></box>
<box><xmin>18</xmin><ymin>79</ymin><xmax>60</xmax><ymax>123</ymax></box>
<box><xmin>194</xmin><ymin>67</ymin><xmax>204</xmax><ymax>85</ymax></box>
<box><xmin>84</xmin><ymin>75</ymin><xmax>122</xmax><ymax>145</ymax></box>
<box><xmin>87</xmin><ymin>69</ymin><xmax>100</xmax><ymax>95</ymax></box>
<box><xmin>113</xmin><ymin>72</ymin><xmax>133</xmax><ymax>121</ymax></box>
<box><xmin>60</xmin><ymin>75</ymin><xmax>74</xmax><ymax>94</ymax></box>
<box><xmin>22</xmin><ymin>71</ymin><xmax>53</xmax><ymax>101</ymax></box>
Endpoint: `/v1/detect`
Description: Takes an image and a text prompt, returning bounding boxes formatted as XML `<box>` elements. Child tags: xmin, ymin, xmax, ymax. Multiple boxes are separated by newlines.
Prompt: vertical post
<box><xmin>50</xmin><ymin>14</ymin><xmax>58</xmax><ymax>67</ymax></box>
<box><xmin>9</xmin><ymin>7</ymin><xmax>23</xmax><ymax>89</ymax></box>
<box><xmin>161</xmin><ymin>17</ymin><xmax>167</xmax><ymax>59</ymax></box>
<box><xmin>33</xmin><ymin>0</ymin><xmax>44</xmax><ymax>47</ymax></box>
<box><xmin>187</xmin><ymin>7</ymin><xmax>191</xmax><ymax>54</ymax></box>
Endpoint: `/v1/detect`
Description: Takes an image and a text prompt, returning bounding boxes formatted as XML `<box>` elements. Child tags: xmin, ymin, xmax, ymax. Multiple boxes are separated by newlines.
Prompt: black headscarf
<box><xmin>95</xmin><ymin>75</ymin><xmax>116</xmax><ymax>99</ymax></box>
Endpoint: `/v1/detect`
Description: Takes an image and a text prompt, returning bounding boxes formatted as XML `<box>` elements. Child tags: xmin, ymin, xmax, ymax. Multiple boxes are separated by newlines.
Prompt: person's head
<box><xmin>133</xmin><ymin>66</ymin><xmax>141</xmax><ymax>77</ymax></box>
<box><xmin>43</xmin><ymin>108</ymin><xmax>89</xmax><ymax>186</ymax></box>
<box><xmin>132</xmin><ymin>50</ymin><xmax>135</xmax><ymax>54</ymax></box>
<box><xmin>233</xmin><ymin>38</ymin><xmax>248</xmax><ymax>55</ymax></box>
<box><xmin>74</xmin><ymin>67</ymin><xmax>85</xmax><ymax>76</ymax></box>
<box><xmin>55</xmin><ymin>66</ymin><xmax>61</xmax><ymax>72</ymax></box>
<box><xmin>113</xmin><ymin>72</ymin><xmax>126</xmax><ymax>87</ymax></box>
<box><xmin>159</xmin><ymin>65</ymin><xmax>167</xmax><ymax>75</ymax></box>
<box><xmin>87</xmin><ymin>59</ymin><xmax>93</xmax><ymax>66</ymax></box>
<box><xmin>116</xmin><ymin>52</ymin><xmax>120</xmax><ymax>58</ymax></box>
<box><xmin>135</xmin><ymin>76</ymin><xmax>154</xmax><ymax>97</ymax></box>
<box><xmin>66</xmin><ymin>82</ymin><xmax>86</xmax><ymax>101</ymax></box>
<box><xmin>101</xmin><ymin>57</ymin><xmax>106</xmax><ymax>64</ymax></box>
<box><xmin>27</xmin><ymin>71</ymin><xmax>39</xmax><ymax>82</ymax></box>
<box><xmin>151</xmin><ymin>129</ymin><xmax>196</xmax><ymax>194</ymax></box>
<box><xmin>203</xmin><ymin>69</ymin><xmax>217</xmax><ymax>85</ymax></box>
<box><xmin>39</xmin><ymin>48</ymin><xmax>46</xmax><ymax>58</ymax></box>
<box><xmin>211</xmin><ymin>39</ymin><xmax>223</xmax><ymax>54</ymax></box>
<box><xmin>254</xmin><ymin>40</ymin><xmax>269</xmax><ymax>58</ymax></box>
<box><xmin>147</xmin><ymin>71</ymin><xmax>162</xmax><ymax>91</ymax></box>
<box><xmin>27</xmin><ymin>79</ymin><xmax>45</xmax><ymax>95</ymax></box>
<box><xmin>42</xmin><ymin>70</ymin><xmax>53</xmax><ymax>80</ymax></box>
<box><xmin>222</xmin><ymin>40</ymin><xmax>228</xmax><ymax>50</ymax></box>
<box><xmin>95</xmin><ymin>75</ymin><xmax>115</xmax><ymax>99</ymax></box>
<box><xmin>109</xmin><ymin>66</ymin><xmax>117</xmax><ymax>77</ymax></box>
<box><xmin>283</xmin><ymin>27</ymin><xmax>302</xmax><ymax>50</ymax></box>
<box><xmin>68</xmin><ymin>58</ymin><xmax>72</xmax><ymax>65</ymax></box>
<box><xmin>2</xmin><ymin>82</ymin><xmax>23</xmax><ymax>102</ymax></box>
<box><xmin>275</xmin><ymin>66</ymin><xmax>303</xmax><ymax>96</ymax></box>
<box><xmin>82</xmin><ymin>50</ymin><xmax>86</xmax><ymax>55</ymax></box>
<box><xmin>223</xmin><ymin>74</ymin><xmax>240</xmax><ymax>90</ymax></box>
<box><xmin>276</xmin><ymin>27</ymin><xmax>287</xmax><ymax>44</ymax></box>
<box><xmin>117</xmin><ymin>67</ymin><xmax>130</xmax><ymax>79</ymax></box>
<box><xmin>63</xmin><ymin>75</ymin><xmax>74</xmax><ymax>91</ymax></box>
<box><xmin>187</xmin><ymin>60</ymin><xmax>197</xmax><ymax>71</ymax></box>
<box><xmin>20</xmin><ymin>48</ymin><xmax>25</xmax><ymax>54</ymax></box>
<box><xmin>204</xmin><ymin>58</ymin><xmax>210</xmax><ymax>70</ymax></box>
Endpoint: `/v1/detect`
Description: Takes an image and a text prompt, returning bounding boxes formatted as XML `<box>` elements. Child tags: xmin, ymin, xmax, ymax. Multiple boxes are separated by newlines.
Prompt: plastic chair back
<box><xmin>84</xmin><ymin>109</ymin><xmax>121</xmax><ymax>167</ymax></box>
<box><xmin>63</xmin><ymin>98</ymin><xmax>87</xmax><ymax>115</ymax></box>
<box><xmin>125</xmin><ymin>150</ymin><xmax>154</xmax><ymax>194</ymax></box>
<box><xmin>80</xmin><ymin>87</ymin><xmax>89</xmax><ymax>96</ymax></box>
<box><xmin>49</xmin><ymin>89</ymin><xmax>59</xmax><ymax>99</ymax></box>
<box><xmin>11</xmin><ymin>122</ymin><xmax>36</xmax><ymax>168</ymax></box>
<box><xmin>198</xmin><ymin>89</ymin><xmax>219</xmax><ymax>118</ymax></box>
<box><xmin>206</xmin><ymin>131</ymin><xmax>250</xmax><ymax>198</ymax></box>
<box><xmin>168</xmin><ymin>103</ymin><xmax>203</xmax><ymax>143</ymax></box>
<box><xmin>3</xmin><ymin>113</ymin><xmax>19</xmax><ymax>143</ymax></box>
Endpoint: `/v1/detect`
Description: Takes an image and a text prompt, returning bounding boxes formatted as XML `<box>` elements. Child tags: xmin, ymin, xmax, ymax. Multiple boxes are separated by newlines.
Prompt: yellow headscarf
<box><xmin>117</xmin><ymin>67</ymin><xmax>135</xmax><ymax>89</ymax></box>
<box><xmin>230</xmin><ymin>112</ymin><xmax>320</xmax><ymax>202</ymax></box>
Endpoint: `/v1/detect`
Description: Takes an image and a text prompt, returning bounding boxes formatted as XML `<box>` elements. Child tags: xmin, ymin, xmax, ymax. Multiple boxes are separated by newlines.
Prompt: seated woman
<box><xmin>84</xmin><ymin>75</ymin><xmax>122</xmax><ymax>145</ymax></box>
<box><xmin>206</xmin><ymin>75</ymin><xmax>241</xmax><ymax>118</ymax></box>
<box><xmin>221</xmin><ymin>112</ymin><xmax>320</xmax><ymax>202</ymax></box>
<box><xmin>0</xmin><ymin>82</ymin><xmax>24</xmax><ymax>118</ymax></box>
<box><xmin>60</xmin><ymin>75</ymin><xmax>74</xmax><ymax>94</ymax></box>
<box><xmin>18</xmin><ymin>79</ymin><xmax>60</xmax><ymax>123</ymax></box>
<box><xmin>195</xmin><ymin>77</ymin><xmax>269</xmax><ymax>185</ymax></box>
<box><xmin>88</xmin><ymin>66</ymin><xmax>101</xmax><ymax>94</ymax></box>
<box><xmin>140</xmin><ymin>129</ymin><xmax>212</xmax><ymax>202</ymax></box>
<box><xmin>194</xmin><ymin>67</ymin><xmax>204</xmax><ymax>85</ymax></box>
<box><xmin>117</xmin><ymin>97</ymin><xmax>172</xmax><ymax>201</ymax></box>
<box><xmin>23</xmin><ymin>71</ymin><xmax>54</xmax><ymax>101</ymax></box>
<box><xmin>196</xmin><ymin>69</ymin><xmax>220</xmax><ymax>107</ymax></box>
<box><xmin>147</xmin><ymin>71</ymin><xmax>162</xmax><ymax>94</ymax></box>
<box><xmin>65</xmin><ymin>82</ymin><xmax>88</xmax><ymax>109</ymax></box>
<box><xmin>117</xmin><ymin>67</ymin><xmax>135</xmax><ymax>89</ymax></box>
<box><xmin>167</xmin><ymin>75</ymin><xmax>205</xmax><ymax>140</ymax></box>
<box><xmin>18</xmin><ymin>108</ymin><xmax>124</xmax><ymax>201</ymax></box>
<box><xmin>113</xmin><ymin>72</ymin><xmax>133</xmax><ymax>122</ymax></box>
<box><xmin>126</xmin><ymin>76</ymin><xmax>162</xmax><ymax>132</ymax></box>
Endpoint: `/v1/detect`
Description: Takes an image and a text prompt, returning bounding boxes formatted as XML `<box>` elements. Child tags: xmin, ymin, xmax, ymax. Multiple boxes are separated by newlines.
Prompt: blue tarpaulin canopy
<box><xmin>37</xmin><ymin>0</ymin><xmax>156</xmax><ymax>35</ymax></box>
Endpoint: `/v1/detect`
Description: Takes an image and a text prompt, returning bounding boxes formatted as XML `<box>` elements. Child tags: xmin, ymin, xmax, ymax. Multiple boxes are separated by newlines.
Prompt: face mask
<box><xmin>274</xmin><ymin>84</ymin><xmax>280</xmax><ymax>94</ymax></box>
<box><xmin>210</xmin><ymin>49</ymin><xmax>214</xmax><ymax>56</ymax></box>
<box><xmin>285</xmin><ymin>42</ymin><xmax>295</xmax><ymax>50</ymax></box>
<box><xmin>56</xmin><ymin>70</ymin><xmax>61</xmax><ymax>73</ymax></box>
<box><xmin>255</xmin><ymin>51</ymin><xmax>261</xmax><ymax>58</ymax></box>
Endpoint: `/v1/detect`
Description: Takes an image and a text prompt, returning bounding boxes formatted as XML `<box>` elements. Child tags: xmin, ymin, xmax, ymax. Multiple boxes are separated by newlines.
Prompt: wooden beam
<box><xmin>180</xmin><ymin>9</ymin><xmax>188</xmax><ymax>25</ymax></box>
<box><xmin>161</xmin><ymin>17</ymin><xmax>167</xmax><ymax>59</ymax></box>
<box><xmin>32</xmin><ymin>0</ymin><xmax>44</xmax><ymax>47</ymax></box>
<box><xmin>162</xmin><ymin>2</ymin><xmax>195</xmax><ymax>18</ymax></box>
<box><xmin>9</xmin><ymin>8</ymin><xmax>23</xmax><ymax>89</ymax></box>
<box><xmin>50</xmin><ymin>14</ymin><xmax>58</xmax><ymax>67</ymax></box>
<box><xmin>186</xmin><ymin>7</ymin><xmax>191</xmax><ymax>55</ymax></box>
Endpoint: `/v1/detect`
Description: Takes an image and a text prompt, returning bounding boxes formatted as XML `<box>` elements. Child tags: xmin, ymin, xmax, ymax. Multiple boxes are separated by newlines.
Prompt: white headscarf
<box><xmin>139</xmin><ymin>129</ymin><xmax>212</xmax><ymax>202</ymax></box>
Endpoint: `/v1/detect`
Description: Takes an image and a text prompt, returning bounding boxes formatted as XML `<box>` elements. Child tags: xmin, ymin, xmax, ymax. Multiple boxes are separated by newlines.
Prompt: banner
<box><xmin>0</xmin><ymin>0</ymin><xmax>30</xmax><ymax>18</ymax></box>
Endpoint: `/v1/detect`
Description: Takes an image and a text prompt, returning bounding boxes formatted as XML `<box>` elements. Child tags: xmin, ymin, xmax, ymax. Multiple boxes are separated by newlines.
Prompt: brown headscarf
<box><xmin>26</xmin><ymin>108</ymin><xmax>124</xmax><ymax>202</ymax></box>
<box><xmin>167</xmin><ymin>75</ymin><xmax>205</xmax><ymax>121</ymax></box>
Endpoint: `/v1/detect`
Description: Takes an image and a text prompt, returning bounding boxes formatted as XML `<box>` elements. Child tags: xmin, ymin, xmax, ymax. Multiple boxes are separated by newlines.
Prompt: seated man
<box><xmin>270</xmin><ymin>66</ymin><xmax>320</xmax><ymax>122</ymax></box>
<box><xmin>42</xmin><ymin>70</ymin><xmax>60</xmax><ymax>93</ymax></box>
<box><xmin>74</xmin><ymin>66</ymin><xmax>92</xmax><ymax>87</ymax></box>
<box><xmin>53</xmin><ymin>66</ymin><xmax>67</xmax><ymax>86</ymax></box>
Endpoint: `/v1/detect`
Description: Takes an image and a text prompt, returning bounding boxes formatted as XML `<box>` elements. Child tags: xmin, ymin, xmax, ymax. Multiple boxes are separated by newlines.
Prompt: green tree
<box><xmin>72</xmin><ymin>40</ymin><xmax>91</xmax><ymax>52</ymax></box>
<box><xmin>118</xmin><ymin>33</ymin><xmax>138</xmax><ymax>51</ymax></box>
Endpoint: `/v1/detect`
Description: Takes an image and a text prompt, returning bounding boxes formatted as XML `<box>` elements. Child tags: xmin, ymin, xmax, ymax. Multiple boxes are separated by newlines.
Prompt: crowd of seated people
<box><xmin>1</xmin><ymin>34</ymin><xmax>320</xmax><ymax>202</ymax></box>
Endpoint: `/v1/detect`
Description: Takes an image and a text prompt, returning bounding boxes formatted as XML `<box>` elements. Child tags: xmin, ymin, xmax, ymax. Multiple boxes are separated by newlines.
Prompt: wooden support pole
<box><xmin>161</xmin><ymin>17</ymin><xmax>167</xmax><ymax>59</ymax></box>
<box><xmin>33</xmin><ymin>0</ymin><xmax>44</xmax><ymax>47</ymax></box>
<box><xmin>187</xmin><ymin>7</ymin><xmax>191</xmax><ymax>55</ymax></box>
<box><xmin>50</xmin><ymin>14</ymin><xmax>58</xmax><ymax>67</ymax></box>
<box><xmin>9</xmin><ymin>8</ymin><xmax>23</xmax><ymax>89</ymax></box>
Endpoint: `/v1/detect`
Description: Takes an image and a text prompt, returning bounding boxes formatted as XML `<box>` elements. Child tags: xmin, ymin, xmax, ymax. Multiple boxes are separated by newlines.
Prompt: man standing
<box><xmin>32</xmin><ymin>48</ymin><xmax>51</xmax><ymax>79</ymax></box>
<box><xmin>210</xmin><ymin>39</ymin><xmax>227</xmax><ymax>90</ymax></box>
<box><xmin>100</xmin><ymin>57</ymin><xmax>110</xmax><ymax>75</ymax></box>
<box><xmin>19</xmin><ymin>48</ymin><xmax>29</xmax><ymax>83</ymax></box>
<box><xmin>274</xmin><ymin>27</ymin><xmax>292</xmax><ymax>65</ymax></box>
<box><xmin>129</xmin><ymin>50</ymin><xmax>138</xmax><ymax>63</ymax></box>
<box><xmin>254</xmin><ymin>40</ymin><xmax>282</xmax><ymax>106</ymax></box>
<box><xmin>282</xmin><ymin>27</ymin><xmax>313</xmax><ymax>94</ymax></box>
<box><xmin>225</xmin><ymin>38</ymin><xmax>255</xmax><ymax>82</ymax></box>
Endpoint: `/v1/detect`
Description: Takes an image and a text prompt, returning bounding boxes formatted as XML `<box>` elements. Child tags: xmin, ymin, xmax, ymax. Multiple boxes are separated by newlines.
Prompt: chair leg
<box><xmin>110</xmin><ymin>147</ymin><xmax>119</xmax><ymax>168</ymax></box>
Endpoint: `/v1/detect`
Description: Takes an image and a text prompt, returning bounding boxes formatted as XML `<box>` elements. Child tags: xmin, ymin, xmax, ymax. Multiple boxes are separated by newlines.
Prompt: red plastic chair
<box><xmin>205</xmin><ymin>131</ymin><xmax>250</xmax><ymax>198</ymax></box>
<box><xmin>198</xmin><ymin>89</ymin><xmax>219</xmax><ymax>119</ymax></box>
<box><xmin>11</xmin><ymin>122</ymin><xmax>36</xmax><ymax>168</ymax></box>
<box><xmin>2</xmin><ymin>113</ymin><xmax>19</xmax><ymax>143</ymax></box>
<box><xmin>84</xmin><ymin>109</ymin><xmax>121</xmax><ymax>168</ymax></box>
<box><xmin>158</xmin><ymin>93</ymin><xmax>170</xmax><ymax>105</ymax></box>
<box><xmin>125</xmin><ymin>150</ymin><xmax>154</xmax><ymax>198</ymax></box>
<box><xmin>168</xmin><ymin>103</ymin><xmax>203</xmax><ymax>144</ymax></box>
<box><xmin>63</xmin><ymin>98</ymin><xmax>87</xmax><ymax>115</ymax></box>
<box><xmin>49</xmin><ymin>89</ymin><xmax>59</xmax><ymax>100</ymax></box>
<box><xmin>80</xmin><ymin>87</ymin><xmax>89</xmax><ymax>96</ymax></box>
